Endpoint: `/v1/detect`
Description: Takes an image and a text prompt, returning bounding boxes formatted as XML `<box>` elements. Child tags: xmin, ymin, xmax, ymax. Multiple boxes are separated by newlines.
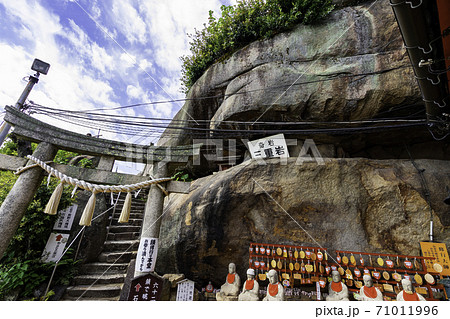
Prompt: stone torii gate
<box><xmin>0</xmin><ymin>106</ymin><xmax>201</xmax><ymax>272</ymax></box>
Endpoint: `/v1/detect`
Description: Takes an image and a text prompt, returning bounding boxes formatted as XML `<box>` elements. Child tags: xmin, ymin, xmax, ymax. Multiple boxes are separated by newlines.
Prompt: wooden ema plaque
<box><xmin>332</xmin><ymin>250</ymin><xmax>446</xmax><ymax>301</ymax></box>
<box><xmin>249</xmin><ymin>242</ymin><xmax>328</xmax><ymax>288</ymax></box>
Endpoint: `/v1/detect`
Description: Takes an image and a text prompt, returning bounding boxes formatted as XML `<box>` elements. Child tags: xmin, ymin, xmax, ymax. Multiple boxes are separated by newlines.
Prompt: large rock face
<box><xmin>156</xmin><ymin>158</ymin><xmax>450</xmax><ymax>286</ymax></box>
<box><xmin>160</xmin><ymin>0</ymin><xmax>421</xmax><ymax>147</ymax></box>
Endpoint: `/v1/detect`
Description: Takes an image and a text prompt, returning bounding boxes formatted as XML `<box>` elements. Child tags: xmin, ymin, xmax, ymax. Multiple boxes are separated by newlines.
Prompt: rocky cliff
<box><xmin>156</xmin><ymin>158</ymin><xmax>450</xmax><ymax>285</ymax></box>
<box><xmin>155</xmin><ymin>0</ymin><xmax>450</xmax><ymax>286</ymax></box>
<box><xmin>160</xmin><ymin>0</ymin><xmax>423</xmax><ymax>149</ymax></box>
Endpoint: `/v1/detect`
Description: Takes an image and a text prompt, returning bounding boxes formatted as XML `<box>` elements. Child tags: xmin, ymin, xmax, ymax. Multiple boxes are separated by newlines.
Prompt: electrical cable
<box><xmin>25</xmin><ymin>64</ymin><xmax>411</xmax><ymax>114</ymax></box>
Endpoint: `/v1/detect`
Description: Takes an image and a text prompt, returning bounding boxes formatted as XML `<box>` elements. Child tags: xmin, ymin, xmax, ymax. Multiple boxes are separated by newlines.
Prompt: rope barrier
<box><xmin>23</xmin><ymin>155</ymin><xmax>172</xmax><ymax>193</ymax></box>
<box><xmin>21</xmin><ymin>155</ymin><xmax>173</xmax><ymax>226</ymax></box>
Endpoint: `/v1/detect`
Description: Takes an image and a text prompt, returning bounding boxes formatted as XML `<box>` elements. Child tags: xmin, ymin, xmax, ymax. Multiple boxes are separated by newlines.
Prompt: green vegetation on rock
<box><xmin>180</xmin><ymin>0</ymin><xmax>334</xmax><ymax>92</ymax></box>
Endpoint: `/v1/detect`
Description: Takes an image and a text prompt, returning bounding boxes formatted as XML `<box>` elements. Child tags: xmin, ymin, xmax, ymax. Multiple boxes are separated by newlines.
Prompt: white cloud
<box><xmin>111</xmin><ymin>0</ymin><xmax>148</xmax><ymax>44</ymax></box>
<box><xmin>0</xmin><ymin>0</ymin><xmax>237</xmax><ymax>145</ymax></box>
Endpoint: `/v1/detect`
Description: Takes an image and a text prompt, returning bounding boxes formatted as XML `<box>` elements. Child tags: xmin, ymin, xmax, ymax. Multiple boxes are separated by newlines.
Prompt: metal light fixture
<box><xmin>31</xmin><ymin>58</ymin><xmax>50</xmax><ymax>75</ymax></box>
<box><xmin>0</xmin><ymin>58</ymin><xmax>51</xmax><ymax>146</ymax></box>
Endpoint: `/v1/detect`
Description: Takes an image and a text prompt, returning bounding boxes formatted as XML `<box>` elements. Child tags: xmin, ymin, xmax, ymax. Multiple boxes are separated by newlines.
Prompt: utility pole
<box><xmin>0</xmin><ymin>59</ymin><xmax>50</xmax><ymax>146</ymax></box>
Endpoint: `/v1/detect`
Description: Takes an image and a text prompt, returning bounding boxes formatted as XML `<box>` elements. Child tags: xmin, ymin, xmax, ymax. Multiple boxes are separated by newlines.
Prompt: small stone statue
<box><xmin>326</xmin><ymin>270</ymin><xmax>349</xmax><ymax>301</ymax></box>
<box><xmin>238</xmin><ymin>268</ymin><xmax>260</xmax><ymax>301</ymax></box>
<box><xmin>356</xmin><ymin>275</ymin><xmax>383</xmax><ymax>301</ymax></box>
<box><xmin>396</xmin><ymin>279</ymin><xmax>426</xmax><ymax>301</ymax></box>
<box><xmin>216</xmin><ymin>263</ymin><xmax>241</xmax><ymax>301</ymax></box>
<box><xmin>263</xmin><ymin>269</ymin><xmax>285</xmax><ymax>301</ymax></box>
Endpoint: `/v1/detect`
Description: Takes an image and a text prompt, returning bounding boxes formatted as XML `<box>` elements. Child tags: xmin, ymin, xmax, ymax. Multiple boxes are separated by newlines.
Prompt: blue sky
<box><xmin>0</xmin><ymin>0</ymin><xmax>236</xmax><ymax>147</ymax></box>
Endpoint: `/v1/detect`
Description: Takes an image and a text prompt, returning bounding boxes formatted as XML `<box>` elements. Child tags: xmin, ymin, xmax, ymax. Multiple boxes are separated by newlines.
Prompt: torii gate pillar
<box><xmin>134</xmin><ymin>161</ymin><xmax>168</xmax><ymax>277</ymax></box>
<box><xmin>0</xmin><ymin>142</ymin><xmax>57</xmax><ymax>258</ymax></box>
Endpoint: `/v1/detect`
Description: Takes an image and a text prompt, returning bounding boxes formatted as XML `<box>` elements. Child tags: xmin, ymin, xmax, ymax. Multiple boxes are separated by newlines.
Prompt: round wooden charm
<box><xmin>277</xmin><ymin>260</ymin><xmax>282</xmax><ymax>269</ymax></box>
<box><xmin>289</xmin><ymin>262</ymin><xmax>294</xmax><ymax>271</ymax></box>
<box><xmin>350</xmin><ymin>254</ymin><xmax>356</xmax><ymax>266</ymax></box>
<box><xmin>276</xmin><ymin>248</ymin><xmax>282</xmax><ymax>256</ymax></box>
<box><xmin>414</xmin><ymin>274</ymin><xmax>423</xmax><ymax>285</ymax></box>
<box><xmin>271</xmin><ymin>259</ymin><xmax>277</xmax><ymax>268</ymax></box>
<box><xmin>338</xmin><ymin>267</ymin><xmax>345</xmax><ymax>276</ymax></box>
<box><xmin>382</xmin><ymin>271</ymin><xmax>390</xmax><ymax>281</ymax></box>
<box><xmin>311</xmin><ymin>252</ymin><xmax>317</xmax><ymax>261</ymax></box>
<box><xmin>295</xmin><ymin>261</ymin><xmax>300</xmax><ymax>271</ymax></box>
<box><xmin>346</xmin><ymin>279</ymin><xmax>353</xmax><ymax>287</ymax></box>
<box><xmin>299</xmin><ymin>250</ymin><xmax>306</xmax><ymax>259</ymax></box>
<box><xmin>342</xmin><ymin>256</ymin><xmax>349</xmax><ymax>265</ymax></box>
<box><xmin>294</xmin><ymin>249</ymin><xmax>299</xmax><ymax>259</ymax></box>
<box><xmin>377</xmin><ymin>257</ymin><xmax>384</xmax><ymax>267</ymax></box>
<box><xmin>433</xmin><ymin>263</ymin><xmax>443</xmax><ymax>273</ymax></box>
<box><xmin>424</xmin><ymin>273</ymin><xmax>435</xmax><ymax>285</ymax></box>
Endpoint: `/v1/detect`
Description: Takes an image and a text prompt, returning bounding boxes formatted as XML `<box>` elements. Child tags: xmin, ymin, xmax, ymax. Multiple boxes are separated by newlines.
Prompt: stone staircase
<box><xmin>63</xmin><ymin>191</ymin><xmax>147</xmax><ymax>300</ymax></box>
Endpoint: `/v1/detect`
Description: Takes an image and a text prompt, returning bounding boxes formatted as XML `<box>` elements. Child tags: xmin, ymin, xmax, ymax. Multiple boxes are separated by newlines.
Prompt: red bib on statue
<box><xmin>245</xmin><ymin>280</ymin><xmax>254</xmax><ymax>290</ymax></box>
<box><xmin>268</xmin><ymin>283</ymin><xmax>278</xmax><ymax>297</ymax></box>
<box><xmin>227</xmin><ymin>274</ymin><xmax>235</xmax><ymax>284</ymax></box>
<box><xmin>363</xmin><ymin>286</ymin><xmax>378</xmax><ymax>299</ymax></box>
<box><xmin>403</xmin><ymin>291</ymin><xmax>420</xmax><ymax>301</ymax></box>
<box><xmin>331</xmin><ymin>281</ymin><xmax>343</xmax><ymax>293</ymax></box>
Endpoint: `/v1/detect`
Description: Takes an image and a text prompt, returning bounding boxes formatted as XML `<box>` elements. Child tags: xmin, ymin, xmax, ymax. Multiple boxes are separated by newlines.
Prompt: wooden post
<box><xmin>134</xmin><ymin>162</ymin><xmax>168</xmax><ymax>277</ymax></box>
<box><xmin>0</xmin><ymin>142</ymin><xmax>57</xmax><ymax>258</ymax></box>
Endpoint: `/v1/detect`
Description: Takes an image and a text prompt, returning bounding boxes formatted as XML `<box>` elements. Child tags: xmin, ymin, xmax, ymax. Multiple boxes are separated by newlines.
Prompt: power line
<box><xmin>26</xmin><ymin>64</ymin><xmax>412</xmax><ymax>114</ymax></box>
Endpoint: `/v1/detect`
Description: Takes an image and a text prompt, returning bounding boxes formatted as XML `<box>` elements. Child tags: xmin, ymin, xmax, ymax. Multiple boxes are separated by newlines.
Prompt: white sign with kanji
<box><xmin>176</xmin><ymin>280</ymin><xmax>195</xmax><ymax>301</ymax></box>
<box><xmin>41</xmin><ymin>233</ymin><xmax>69</xmax><ymax>263</ymax></box>
<box><xmin>53</xmin><ymin>204</ymin><xmax>78</xmax><ymax>231</ymax></box>
<box><xmin>135</xmin><ymin>237</ymin><xmax>158</xmax><ymax>273</ymax></box>
<box><xmin>247</xmin><ymin>134</ymin><xmax>290</xmax><ymax>159</ymax></box>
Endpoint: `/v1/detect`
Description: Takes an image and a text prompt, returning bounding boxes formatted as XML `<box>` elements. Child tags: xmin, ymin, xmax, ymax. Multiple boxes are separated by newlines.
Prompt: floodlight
<box><xmin>31</xmin><ymin>58</ymin><xmax>50</xmax><ymax>75</ymax></box>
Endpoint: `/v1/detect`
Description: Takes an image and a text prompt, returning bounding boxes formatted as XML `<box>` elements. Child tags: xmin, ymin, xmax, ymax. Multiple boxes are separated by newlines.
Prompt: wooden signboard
<box><xmin>128</xmin><ymin>273</ymin><xmax>164</xmax><ymax>301</ymax></box>
<box><xmin>420</xmin><ymin>242</ymin><xmax>450</xmax><ymax>276</ymax></box>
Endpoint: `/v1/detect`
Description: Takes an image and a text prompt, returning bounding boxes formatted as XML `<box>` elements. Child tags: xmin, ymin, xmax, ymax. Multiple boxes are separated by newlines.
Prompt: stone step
<box><xmin>63</xmin><ymin>296</ymin><xmax>120</xmax><ymax>301</ymax></box>
<box><xmin>113</xmin><ymin>205</ymin><xmax>146</xmax><ymax>212</ymax></box>
<box><xmin>107</xmin><ymin>232</ymin><xmax>140</xmax><ymax>241</ymax></box>
<box><xmin>112</xmin><ymin>212</ymin><xmax>144</xmax><ymax>220</ymax></box>
<box><xmin>111</xmin><ymin>218</ymin><xmax>143</xmax><ymax>226</ymax></box>
<box><xmin>65</xmin><ymin>284</ymin><xmax>123</xmax><ymax>299</ymax></box>
<box><xmin>115</xmin><ymin>200</ymin><xmax>147</xmax><ymax>207</ymax></box>
<box><xmin>79</xmin><ymin>262</ymin><xmax>129</xmax><ymax>274</ymax></box>
<box><xmin>98</xmin><ymin>251</ymin><xmax>137</xmax><ymax>263</ymax></box>
<box><xmin>108</xmin><ymin>225</ymin><xmax>141</xmax><ymax>233</ymax></box>
<box><xmin>103</xmin><ymin>240</ymin><xmax>139</xmax><ymax>252</ymax></box>
<box><xmin>73</xmin><ymin>273</ymin><xmax>126</xmax><ymax>285</ymax></box>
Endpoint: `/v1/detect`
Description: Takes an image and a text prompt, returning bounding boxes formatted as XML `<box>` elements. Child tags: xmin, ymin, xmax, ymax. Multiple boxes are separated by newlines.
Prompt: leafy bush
<box><xmin>0</xmin><ymin>141</ymin><xmax>78</xmax><ymax>300</ymax></box>
<box><xmin>180</xmin><ymin>0</ymin><xmax>334</xmax><ymax>92</ymax></box>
